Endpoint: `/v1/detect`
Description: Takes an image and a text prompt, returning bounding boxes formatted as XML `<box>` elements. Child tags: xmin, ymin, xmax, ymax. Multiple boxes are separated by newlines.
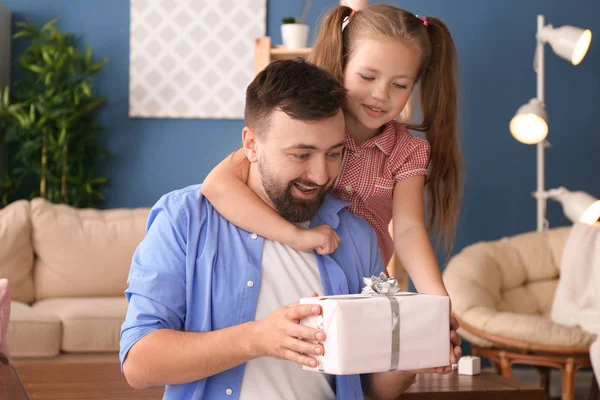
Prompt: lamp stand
<box><xmin>534</xmin><ymin>15</ymin><xmax>549</xmax><ymax>232</ymax></box>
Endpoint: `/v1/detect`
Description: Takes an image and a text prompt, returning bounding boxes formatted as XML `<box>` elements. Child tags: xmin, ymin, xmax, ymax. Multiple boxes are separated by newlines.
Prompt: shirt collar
<box><xmin>345</xmin><ymin>121</ymin><xmax>397</xmax><ymax>156</ymax></box>
<box><xmin>311</xmin><ymin>194</ymin><xmax>350</xmax><ymax>229</ymax></box>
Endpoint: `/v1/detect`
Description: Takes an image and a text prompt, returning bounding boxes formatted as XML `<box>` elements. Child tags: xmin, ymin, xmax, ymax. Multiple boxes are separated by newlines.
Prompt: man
<box><xmin>120</xmin><ymin>59</ymin><xmax>458</xmax><ymax>400</ymax></box>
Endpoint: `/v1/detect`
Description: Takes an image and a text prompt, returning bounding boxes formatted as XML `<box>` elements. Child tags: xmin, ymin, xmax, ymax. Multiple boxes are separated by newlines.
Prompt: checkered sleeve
<box><xmin>392</xmin><ymin>136</ymin><xmax>431</xmax><ymax>182</ymax></box>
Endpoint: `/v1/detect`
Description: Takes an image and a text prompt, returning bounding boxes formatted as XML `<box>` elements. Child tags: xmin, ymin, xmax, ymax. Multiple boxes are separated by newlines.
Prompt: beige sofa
<box><xmin>0</xmin><ymin>198</ymin><xmax>150</xmax><ymax>363</ymax></box>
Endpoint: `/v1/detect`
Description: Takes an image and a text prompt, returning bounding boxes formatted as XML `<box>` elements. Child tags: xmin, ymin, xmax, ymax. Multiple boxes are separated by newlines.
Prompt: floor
<box><xmin>496</xmin><ymin>367</ymin><xmax>596</xmax><ymax>399</ymax></box>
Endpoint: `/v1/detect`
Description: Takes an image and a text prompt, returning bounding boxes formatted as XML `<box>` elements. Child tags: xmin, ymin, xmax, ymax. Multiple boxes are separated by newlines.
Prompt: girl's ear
<box><xmin>242</xmin><ymin>127</ymin><xmax>259</xmax><ymax>163</ymax></box>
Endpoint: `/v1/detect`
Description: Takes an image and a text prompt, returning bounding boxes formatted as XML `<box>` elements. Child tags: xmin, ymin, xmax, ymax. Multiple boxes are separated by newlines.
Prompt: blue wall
<box><xmin>3</xmin><ymin>0</ymin><xmax>600</xmax><ymax>258</ymax></box>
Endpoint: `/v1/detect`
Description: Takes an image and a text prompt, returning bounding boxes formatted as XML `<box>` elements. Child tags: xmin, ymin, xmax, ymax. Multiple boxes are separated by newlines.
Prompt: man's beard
<box><xmin>259</xmin><ymin>158</ymin><xmax>330</xmax><ymax>223</ymax></box>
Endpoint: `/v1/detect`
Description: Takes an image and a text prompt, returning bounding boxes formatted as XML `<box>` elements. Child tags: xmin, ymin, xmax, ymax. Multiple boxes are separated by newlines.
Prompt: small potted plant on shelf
<box><xmin>281</xmin><ymin>0</ymin><xmax>311</xmax><ymax>49</ymax></box>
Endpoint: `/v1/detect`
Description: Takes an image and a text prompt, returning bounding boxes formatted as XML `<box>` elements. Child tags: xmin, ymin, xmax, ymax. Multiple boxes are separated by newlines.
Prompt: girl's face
<box><xmin>343</xmin><ymin>37</ymin><xmax>421</xmax><ymax>136</ymax></box>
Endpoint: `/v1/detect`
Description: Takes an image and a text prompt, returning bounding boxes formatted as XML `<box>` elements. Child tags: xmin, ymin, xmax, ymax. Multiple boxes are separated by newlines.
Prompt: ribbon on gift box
<box><xmin>362</xmin><ymin>272</ymin><xmax>401</xmax><ymax>371</ymax></box>
<box><xmin>362</xmin><ymin>272</ymin><xmax>402</xmax><ymax>296</ymax></box>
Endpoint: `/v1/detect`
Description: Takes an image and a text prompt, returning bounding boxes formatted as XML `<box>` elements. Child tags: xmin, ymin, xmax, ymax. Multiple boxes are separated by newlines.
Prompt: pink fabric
<box><xmin>0</xmin><ymin>278</ymin><xmax>11</xmax><ymax>363</ymax></box>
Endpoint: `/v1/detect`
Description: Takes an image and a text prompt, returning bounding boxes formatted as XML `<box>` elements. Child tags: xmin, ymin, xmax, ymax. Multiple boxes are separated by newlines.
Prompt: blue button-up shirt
<box><xmin>120</xmin><ymin>184</ymin><xmax>384</xmax><ymax>400</ymax></box>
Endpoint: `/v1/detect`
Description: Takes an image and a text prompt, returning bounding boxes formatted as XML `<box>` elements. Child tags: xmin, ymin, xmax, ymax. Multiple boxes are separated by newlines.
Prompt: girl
<box><xmin>203</xmin><ymin>4</ymin><xmax>463</xmax><ymax>300</ymax></box>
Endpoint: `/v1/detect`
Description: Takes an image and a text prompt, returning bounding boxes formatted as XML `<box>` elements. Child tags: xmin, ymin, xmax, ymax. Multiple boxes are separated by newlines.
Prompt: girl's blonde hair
<box><xmin>311</xmin><ymin>4</ymin><xmax>464</xmax><ymax>255</ymax></box>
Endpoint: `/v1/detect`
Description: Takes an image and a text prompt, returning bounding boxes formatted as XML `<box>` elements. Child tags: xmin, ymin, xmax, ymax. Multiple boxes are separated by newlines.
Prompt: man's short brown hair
<box><xmin>244</xmin><ymin>58</ymin><xmax>347</xmax><ymax>136</ymax></box>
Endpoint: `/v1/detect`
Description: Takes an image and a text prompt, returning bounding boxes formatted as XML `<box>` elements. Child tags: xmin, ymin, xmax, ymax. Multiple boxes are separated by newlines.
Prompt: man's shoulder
<box><xmin>151</xmin><ymin>184</ymin><xmax>215</xmax><ymax>220</ymax></box>
<box><xmin>319</xmin><ymin>195</ymin><xmax>375</xmax><ymax>238</ymax></box>
<box><xmin>337</xmin><ymin>207</ymin><xmax>376</xmax><ymax>238</ymax></box>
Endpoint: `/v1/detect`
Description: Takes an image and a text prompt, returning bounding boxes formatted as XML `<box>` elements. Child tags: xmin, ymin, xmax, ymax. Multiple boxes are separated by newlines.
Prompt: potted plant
<box><xmin>0</xmin><ymin>18</ymin><xmax>111</xmax><ymax>207</ymax></box>
<box><xmin>281</xmin><ymin>0</ymin><xmax>311</xmax><ymax>49</ymax></box>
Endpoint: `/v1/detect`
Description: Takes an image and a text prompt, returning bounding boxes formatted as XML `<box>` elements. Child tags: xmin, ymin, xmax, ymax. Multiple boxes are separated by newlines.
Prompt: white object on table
<box><xmin>458</xmin><ymin>356</ymin><xmax>481</xmax><ymax>376</ymax></box>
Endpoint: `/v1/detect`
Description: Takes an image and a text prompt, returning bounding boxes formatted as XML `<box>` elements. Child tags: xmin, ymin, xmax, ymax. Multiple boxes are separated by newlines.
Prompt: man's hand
<box><xmin>292</xmin><ymin>225</ymin><xmax>340</xmax><ymax>254</ymax></box>
<box><xmin>418</xmin><ymin>315</ymin><xmax>462</xmax><ymax>374</ymax></box>
<box><xmin>449</xmin><ymin>315</ymin><xmax>462</xmax><ymax>363</ymax></box>
<box><xmin>252</xmin><ymin>301</ymin><xmax>326</xmax><ymax>368</ymax></box>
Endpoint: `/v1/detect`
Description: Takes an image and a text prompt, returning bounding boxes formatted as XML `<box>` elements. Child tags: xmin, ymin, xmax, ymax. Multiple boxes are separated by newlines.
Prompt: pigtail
<box><xmin>414</xmin><ymin>17</ymin><xmax>464</xmax><ymax>255</ymax></box>
<box><xmin>310</xmin><ymin>6</ymin><xmax>354</xmax><ymax>82</ymax></box>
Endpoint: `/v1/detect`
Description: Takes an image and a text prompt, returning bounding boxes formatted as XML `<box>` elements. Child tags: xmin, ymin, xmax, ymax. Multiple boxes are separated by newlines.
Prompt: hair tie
<box><xmin>342</xmin><ymin>9</ymin><xmax>356</xmax><ymax>31</ymax></box>
<box><xmin>416</xmin><ymin>15</ymin><xmax>428</xmax><ymax>28</ymax></box>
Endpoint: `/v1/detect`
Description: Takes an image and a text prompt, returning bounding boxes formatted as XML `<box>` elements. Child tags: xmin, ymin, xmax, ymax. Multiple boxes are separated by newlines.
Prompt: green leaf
<box><xmin>85</xmin><ymin>45</ymin><xmax>92</xmax><ymax>65</ymax></box>
<box><xmin>42</xmin><ymin>50</ymin><xmax>53</xmax><ymax>65</ymax></box>
<box><xmin>89</xmin><ymin>58</ymin><xmax>108</xmax><ymax>73</ymax></box>
<box><xmin>41</xmin><ymin>18</ymin><xmax>59</xmax><ymax>35</ymax></box>
<box><xmin>12</xmin><ymin>111</ymin><xmax>27</xmax><ymax>127</ymax></box>
<box><xmin>81</xmin><ymin>82</ymin><xmax>91</xmax><ymax>97</ymax></box>
<box><xmin>24</xmin><ymin>64</ymin><xmax>44</xmax><ymax>74</ymax></box>
<box><xmin>13</xmin><ymin>31</ymin><xmax>32</xmax><ymax>39</ymax></box>
<box><xmin>89</xmin><ymin>176</ymin><xmax>108</xmax><ymax>184</ymax></box>
<box><xmin>29</xmin><ymin>104</ymin><xmax>35</xmax><ymax>122</ymax></box>
<box><xmin>2</xmin><ymin>87</ymin><xmax>9</xmax><ymax>108</ymax></box>
<box><xmin>36</xmin><ymin>116</ymin><xmax>48</xmax><ymax>127</ymax></box>
<box><xmin>8</xmin><ymin>104</ymin><xmax>23</xmax><ymax>113</ymax></box>
<box><xmin>44</xmin><ymin>72</ymin><xmax>53</xmax><ymax>85</ymax></box>
<box><xmin>82</xmin><ymin>97</ymin><xmax>105</xmax><ymax>113</ymax></box>
<box><xmin>15</xmin><ymin>21</ymin><xmax>32</xmax><ymax>29</ymax></box>
<box><xmin>58</xmin><ymin>127</ymin><xmax>66</xmax><ymax>145</ymax></box>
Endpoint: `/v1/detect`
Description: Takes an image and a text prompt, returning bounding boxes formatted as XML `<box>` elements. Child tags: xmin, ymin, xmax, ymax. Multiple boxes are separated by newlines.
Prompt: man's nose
<box><xmin>306</xmin><ymin>158</ymin><xmax>329</xmax><ymax>186</ymax></box>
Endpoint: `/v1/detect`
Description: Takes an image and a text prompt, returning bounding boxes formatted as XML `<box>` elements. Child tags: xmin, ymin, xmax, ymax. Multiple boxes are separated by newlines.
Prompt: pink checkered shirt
<box><xmin>331</xmin><ymin>121</ymin><xmax>431</xmax><ymax>264</ymax></box>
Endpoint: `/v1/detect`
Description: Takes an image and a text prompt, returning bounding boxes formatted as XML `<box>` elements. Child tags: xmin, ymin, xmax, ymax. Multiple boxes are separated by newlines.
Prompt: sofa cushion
<box><xmin>0</xmin><ymin>200</ymin><xmax>34</xmax><ymax>304</ymax></box>
<box><xmin>30</xmin><ymin>198</ymin><xmax>149</xmax><ymax>299</ymax></box>
<box><xmin>8</xmin><ymin>301</ymin><xmax>61</xmax><ymax>358</ymax></box>
<box><xmin>32</xmin><ymin>297</ymin><xmax>128</xmax><ymax>353</ymax></box>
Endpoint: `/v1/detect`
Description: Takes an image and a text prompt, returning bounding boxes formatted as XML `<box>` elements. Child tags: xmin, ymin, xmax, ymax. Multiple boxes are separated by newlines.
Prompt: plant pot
<box><xmin>281</xmin><ymin>23</ymin><xmax>309</xmax><ymax>49</ymax></box>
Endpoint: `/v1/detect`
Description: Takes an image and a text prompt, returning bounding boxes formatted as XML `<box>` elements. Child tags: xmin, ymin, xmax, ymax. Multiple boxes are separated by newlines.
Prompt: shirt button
<box><xmin>353</xmin><ymin>151</ymin><xmax>360</xmax><ymax>157</ymax></box>
<box><xmin>226</xmin><ymin>388</ymin><xmax>233</xmax><ymax>395</ymax></box>
<box><xmin>345</xmin><ymin>184</ymin><xmax>352</xmax><ymax>191</ymax></box>
<box><xmin>251</xmin><ymin>233</ymin><xmax>258</xmax><ymax>239</ymax></box>
<box><xmin>247</xmin><ymin>281</ymin><xmax>254</xmax><ymax>287</ymax></box>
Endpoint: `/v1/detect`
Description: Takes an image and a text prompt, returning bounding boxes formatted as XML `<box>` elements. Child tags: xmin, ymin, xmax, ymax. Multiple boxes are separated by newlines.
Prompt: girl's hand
<box><xmin>292</xmin><ymin>225</ymin><xmax>340</xmax><ymax>254</ymax></box>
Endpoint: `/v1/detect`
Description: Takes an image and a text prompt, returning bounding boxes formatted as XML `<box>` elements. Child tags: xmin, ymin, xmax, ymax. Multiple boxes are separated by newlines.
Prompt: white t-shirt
<box><xmin>239</xmin><ymin>227</ymin><xmax>335</xmax><ymax>400</ymax></box>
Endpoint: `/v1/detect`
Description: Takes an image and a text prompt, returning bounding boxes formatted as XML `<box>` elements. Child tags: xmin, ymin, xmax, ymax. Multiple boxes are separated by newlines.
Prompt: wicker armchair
<box><xmin>443</xmin><ymin>227</ymin><xmax>599</xmax><ymax>400</ymax></box>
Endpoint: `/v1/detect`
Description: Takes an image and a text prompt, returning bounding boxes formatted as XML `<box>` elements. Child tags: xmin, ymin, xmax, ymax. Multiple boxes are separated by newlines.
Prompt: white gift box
<box><xmin>300</xmin><ymin>292</ymin><xmax>450</xmax><ymax>375</ymax></box>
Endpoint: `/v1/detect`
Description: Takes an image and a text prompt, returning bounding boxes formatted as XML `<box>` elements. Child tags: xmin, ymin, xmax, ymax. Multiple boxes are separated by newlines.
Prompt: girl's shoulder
<box><xmin>390</xmin><ymin>121</ymin><xmax>431</xmax><ymax>155</ymax></box>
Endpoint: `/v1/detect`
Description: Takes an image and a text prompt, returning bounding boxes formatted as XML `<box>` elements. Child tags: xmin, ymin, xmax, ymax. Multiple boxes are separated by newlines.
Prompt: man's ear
<box><xmin>242</xmin><ymin>126</ymin><xmax>259</xmax><ymax>163</ymax></box>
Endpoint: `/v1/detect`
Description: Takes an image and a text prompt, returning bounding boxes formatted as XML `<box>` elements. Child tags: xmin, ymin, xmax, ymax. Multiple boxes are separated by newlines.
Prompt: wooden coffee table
<box><xmin>3</xmin><ymin>362</ymin><xmax>544</xmax><ymax>399</ymax></box>
<box><xmin>1</xmin><ymin>364</ymin><xmax>29</xmax><ymax>400</ymax></box>
<box><xmin>401</xmin><ymin>370</ymin><xmax>545</xmax><ymax>399</ymax></box>
<box><xmin>8</xmin><ymin>362</ymin><xmax>164</xmax><ymax>399</ymax></box>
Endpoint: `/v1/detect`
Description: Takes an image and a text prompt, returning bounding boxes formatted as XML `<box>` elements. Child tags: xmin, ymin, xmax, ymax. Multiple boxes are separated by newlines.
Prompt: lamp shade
<box><xmin>509</xmin><ymin>98</ymin><xmax>548</xmax><ymax>144</ymax></box>
<box><xmin>544</xmin><ymin>25</ymin><xmax>592</xmax><ymax>65</ymax></box>
<box><xmin>548</xmin><ymin>187</ymin><xmax>600</xmax><ymax>225</ymax></box>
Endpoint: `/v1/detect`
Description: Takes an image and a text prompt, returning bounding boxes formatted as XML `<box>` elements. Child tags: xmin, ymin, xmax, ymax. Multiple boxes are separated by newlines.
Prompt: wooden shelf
<box><xmin>270</xmin><ymin>46</ymin><xmax>312</xmax><ymax>58</ymax></box>
<box><xmin>254</xmin><ymin>36</ymin><xmax>312</xmax><ymax>75</ymax></box>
